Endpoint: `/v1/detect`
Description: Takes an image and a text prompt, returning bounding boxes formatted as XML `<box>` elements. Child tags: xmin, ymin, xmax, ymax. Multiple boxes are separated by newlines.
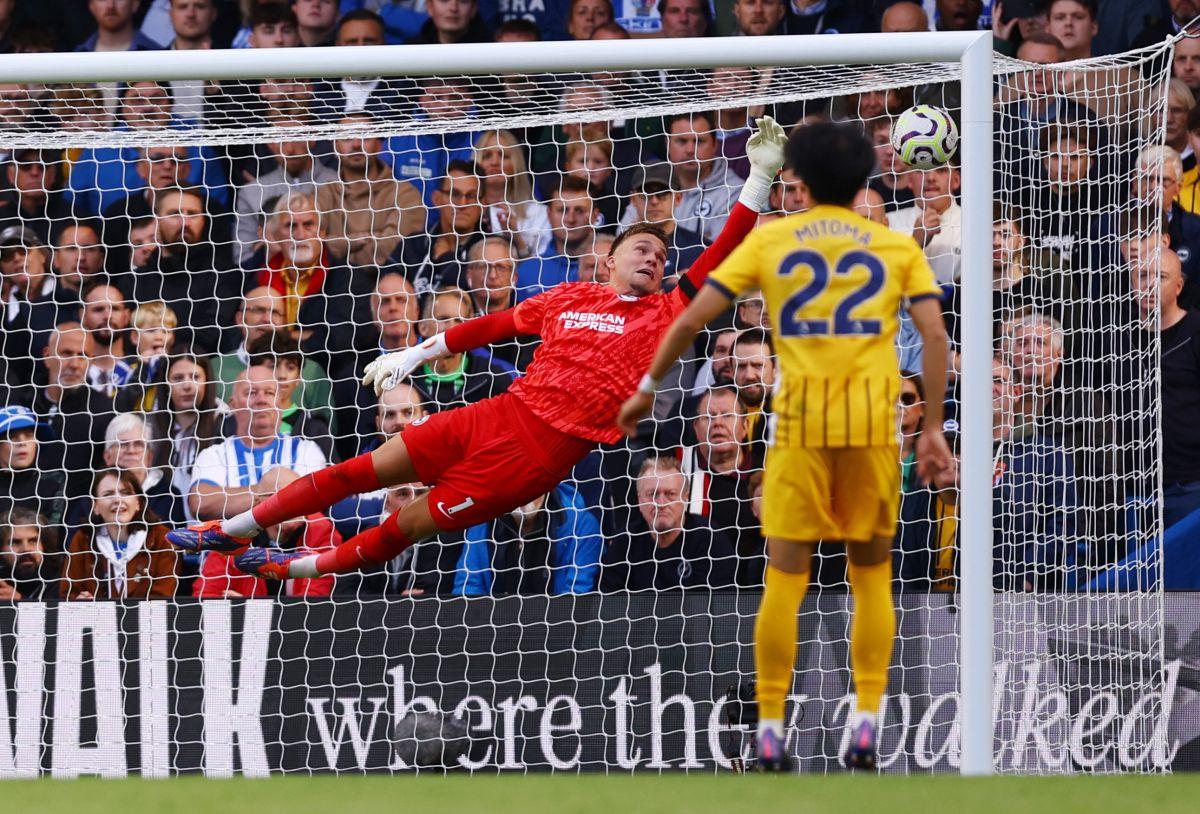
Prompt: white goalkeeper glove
<box><xmin>361</xmin><ymin>333</ymin><xmax>449</xmax><ymax>397</ymax></box>
<box><xmin>738</xmin><ymin>115</ymin><xmax>787</xmax><ymax>212</ymax></box>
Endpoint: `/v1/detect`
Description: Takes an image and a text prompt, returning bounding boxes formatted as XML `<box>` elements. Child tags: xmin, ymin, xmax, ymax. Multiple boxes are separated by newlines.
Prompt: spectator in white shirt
<box><xmin>188</xmin><ymin>364</ymin><xmax>326</xmax><ymax>522</ymax></box>
<box><xmin>887</xmin><ymin>162</ymin><xmax>962</xmax><ymax>284</ymax></box>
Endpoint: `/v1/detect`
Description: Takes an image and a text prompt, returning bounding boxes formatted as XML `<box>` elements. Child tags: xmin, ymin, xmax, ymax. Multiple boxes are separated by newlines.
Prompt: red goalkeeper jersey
<box><xmin>506</xmin><ymin>202</ymin><xmax>758</xmax><ymax>444</ymax></box>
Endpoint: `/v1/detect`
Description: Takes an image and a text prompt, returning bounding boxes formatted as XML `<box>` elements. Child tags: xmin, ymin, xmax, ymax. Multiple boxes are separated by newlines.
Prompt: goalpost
<box><xmin>0</xmin><ymin>32</ymin><xmax>1174</xmax><ymax>777</ymax></box>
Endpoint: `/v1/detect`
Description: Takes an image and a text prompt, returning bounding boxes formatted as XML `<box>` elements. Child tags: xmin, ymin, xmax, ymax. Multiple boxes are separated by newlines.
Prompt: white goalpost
<box><xmin>0</xmin><ymin>31</ymin><xmax>1175</xmax><ymax>777</ymax></box>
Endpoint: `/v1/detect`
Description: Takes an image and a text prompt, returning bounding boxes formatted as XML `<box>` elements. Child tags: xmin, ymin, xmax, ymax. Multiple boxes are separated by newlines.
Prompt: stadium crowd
<box><xmin>0</xmin><ymin>0</ymin><xmax>1198</xmax><ymax>601</ymax></box>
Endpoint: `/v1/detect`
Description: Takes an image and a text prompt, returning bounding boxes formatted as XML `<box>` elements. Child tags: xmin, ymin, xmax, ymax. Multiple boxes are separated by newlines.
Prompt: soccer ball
<box><xmin>890</xmin><ymin>105</ymin><xmax>959</xmax><ymax>169</ymax></box>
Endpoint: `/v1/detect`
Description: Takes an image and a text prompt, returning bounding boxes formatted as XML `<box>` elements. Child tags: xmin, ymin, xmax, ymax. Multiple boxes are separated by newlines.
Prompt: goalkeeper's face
<box><xmin>607</xmin><ymin>233</ymin><xmax>668</xmax><ymax>297</ymax></box>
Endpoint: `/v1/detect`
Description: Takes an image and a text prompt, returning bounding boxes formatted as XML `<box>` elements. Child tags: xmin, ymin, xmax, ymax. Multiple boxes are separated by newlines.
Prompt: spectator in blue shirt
<box><xmin>76</xmin><ymin>0</ymin><xmax>163</xmax><ymax>52</ymax></box>
<box><xmin>66</xmin><ymin>82</ymin><xmax>229</xmax><ymax>217</ymax></box>
<box><xmin>515</xmin><ymin>174</ymin><xmax>598</xmax><ymax>300</ymax></box>
<box><xmin>409</xmin><ymin>483</ymin><xmax>602</xmax><ymax>595</ymax></box>
<box><xmin>382</xmin><ymin>76</ymin><xmax>479</xmax><ymax>210</ymax></box>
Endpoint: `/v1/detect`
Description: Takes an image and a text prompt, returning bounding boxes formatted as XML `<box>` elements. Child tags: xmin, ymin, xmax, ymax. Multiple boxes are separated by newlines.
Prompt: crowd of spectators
<box><xmin>0</xmin><ymin>0</ymin><xmax>1199</xmax><ymax>601</ymax></box>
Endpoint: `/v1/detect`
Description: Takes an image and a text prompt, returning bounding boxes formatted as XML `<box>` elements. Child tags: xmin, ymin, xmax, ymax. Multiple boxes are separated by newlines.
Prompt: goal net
<box><xmin>0</xmin><ymin>36</ymin><xmax>1179</xmax><ymax>776</ymax></box>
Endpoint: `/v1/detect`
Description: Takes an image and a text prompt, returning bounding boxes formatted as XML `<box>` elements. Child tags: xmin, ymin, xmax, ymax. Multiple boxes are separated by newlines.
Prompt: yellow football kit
<box><xmin>709</xmin><ymin>204</ymin><xmax>941</xmax><ymax>542</ymax></box>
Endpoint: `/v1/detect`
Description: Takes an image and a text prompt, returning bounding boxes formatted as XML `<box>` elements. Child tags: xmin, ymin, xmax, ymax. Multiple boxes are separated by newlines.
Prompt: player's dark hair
<box><xmin>784</xmin><ymin>121</ymin><xmax>875</xmax><ymax>207</ymax></box>
<box><xmin>495</xmin><ymin>18</ymin><xmax>541</xmax><ymax>40</ymax></box>
<box><xmin>734</xmin><ymin>327</ymin><xmax>774</xmax><ymax>355</ymax></box>
<box><xmin>609</xmin><ymin>223</ymin><xmax>668</xmax><ymax>256</ymax></box>
<box><xmin>249</xmin><ymin>2</ymin><xmax>299</xmax><ymax>29</ymax></box>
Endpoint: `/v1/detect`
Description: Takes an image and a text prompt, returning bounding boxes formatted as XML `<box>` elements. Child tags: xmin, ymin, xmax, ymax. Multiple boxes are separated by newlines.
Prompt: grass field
<box><xmin>9</xmin><ymin>774</ymin><xmax>1200</xmax><ymax>814</ymax></box>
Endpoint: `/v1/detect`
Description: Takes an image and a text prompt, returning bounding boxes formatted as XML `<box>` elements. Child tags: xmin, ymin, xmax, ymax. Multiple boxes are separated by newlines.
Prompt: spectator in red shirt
<box><xmin>193</xmin><ymin>470</ymin><xmax>341</xmax><ymax>598</ymax></box>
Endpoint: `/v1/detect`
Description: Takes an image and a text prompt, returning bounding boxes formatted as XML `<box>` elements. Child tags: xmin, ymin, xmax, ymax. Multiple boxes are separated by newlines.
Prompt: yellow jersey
<box><xmin>708</xmin><ymin>204</ymin><xmax>940</xmax><ymax>449</ymax></box>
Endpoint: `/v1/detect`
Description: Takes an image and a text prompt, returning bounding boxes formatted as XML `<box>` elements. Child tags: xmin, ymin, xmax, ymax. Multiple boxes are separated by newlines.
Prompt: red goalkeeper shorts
<box><xmin>401</xmin><ymin>392</ymin><xmax>596</xmax><ymax>532</ymax></box>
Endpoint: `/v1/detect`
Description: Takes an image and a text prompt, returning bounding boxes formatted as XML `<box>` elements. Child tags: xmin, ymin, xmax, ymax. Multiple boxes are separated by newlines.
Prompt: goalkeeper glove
<box><xmin>361</xmin><ymin>333</ymin><xmax>449</xmax><ymax>396</ymax></box>
<box><xmin>738</xmin><ymin>115</ymin><xmax>787</xmax><ymax>212</ymax></box>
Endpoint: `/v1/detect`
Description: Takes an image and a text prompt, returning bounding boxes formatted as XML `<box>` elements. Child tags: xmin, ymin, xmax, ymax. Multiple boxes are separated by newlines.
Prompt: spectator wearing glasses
<box><xmin>409</xmin><ymin>286</ymin><xmax>517</xmax><ymax>411</ymax></box>
<box><xmin>0</xmin><ymin>507</ymin><xmax>60</xmax><ymax>601</ymax></box>
<box><xmin>101</xmin><ymin>412</ymin><xmax>185</xmax><ymax>525</ymax></box>
<box><xmin>62</xmin><ymin>468</ymin><xmax>178</xmax><ymax>600</ymax></box>
<box><xmin>386</xmin><ymin>161</ymin><xmax>489</xmax><ymax>294</ymax></box>
<box><xmin>601</xmin><ymin>456</ymin><xmax>737</xmax><ymax>591</ymax></box>
<box><xmin>462</xmin><ymin>236</ymin><xmax>536</xmax><ymax>370</ymax></box>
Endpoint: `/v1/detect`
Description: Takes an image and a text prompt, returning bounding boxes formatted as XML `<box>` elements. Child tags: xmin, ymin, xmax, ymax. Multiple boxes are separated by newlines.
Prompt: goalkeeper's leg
<box><xmin>754</xmin><ymin>537</ymin><xmax>813</xmax><ymax>771</ymax></box>
<box><xmin>237</xmin><ymin>494</ymin><xmax>438</xmax><ymax>579</ymax></box>
<box><xmin>844</xmin><ymin>534</ymin><xmax>896</xmax><ymax>770</ymax></box>
<box><xmin>168</xmin><ymin>434</ymin><xmax>422</xmax><ymax>551</ymax></box>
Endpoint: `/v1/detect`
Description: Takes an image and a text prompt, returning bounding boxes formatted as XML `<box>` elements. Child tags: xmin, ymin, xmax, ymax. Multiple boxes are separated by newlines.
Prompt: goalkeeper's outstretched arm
<box><xmin>362</xmin><ymin>309</ymin><xmax>529</xmax><ymax>395</ymax></box>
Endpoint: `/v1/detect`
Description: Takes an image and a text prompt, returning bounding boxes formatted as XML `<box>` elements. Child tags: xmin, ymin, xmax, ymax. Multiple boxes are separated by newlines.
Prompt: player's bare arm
<box><xmin>907</xmin><ymin>296</ymin><xmax>953</xmax><ymax>484</ymax></box>
<box><xmin>617</xmin><ymin>282</ymin><xmax>733</xmax><ymax>436</ymax></box>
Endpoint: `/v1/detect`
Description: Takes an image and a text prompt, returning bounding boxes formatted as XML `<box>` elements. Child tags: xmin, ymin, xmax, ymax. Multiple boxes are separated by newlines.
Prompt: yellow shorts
<box><xmin>761</xmin><ymin>445</ymin><xmax>900</xmax><ymax>543</ymax></box>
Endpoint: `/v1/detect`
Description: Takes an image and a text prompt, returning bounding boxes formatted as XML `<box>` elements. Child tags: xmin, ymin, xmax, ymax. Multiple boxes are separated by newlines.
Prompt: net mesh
<box><xmin>0</xmin><ymin>39</ymin><xmax>1175</xmax><ymax>775</ymax></box>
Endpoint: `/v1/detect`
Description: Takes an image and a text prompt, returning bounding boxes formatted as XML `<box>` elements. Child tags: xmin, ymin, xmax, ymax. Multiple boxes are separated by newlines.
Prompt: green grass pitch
<box><xmin>9</xmin><ymin>774</ymin><xmax>1200</xmax><ymax>814</ymax></box>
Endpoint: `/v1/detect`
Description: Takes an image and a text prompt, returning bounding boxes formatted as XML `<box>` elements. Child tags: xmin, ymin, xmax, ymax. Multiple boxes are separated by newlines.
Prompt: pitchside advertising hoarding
<box><xmin>0</xmin><ymin>593</ymin><xmax>1197</xmax><ymax>777</ymax></box>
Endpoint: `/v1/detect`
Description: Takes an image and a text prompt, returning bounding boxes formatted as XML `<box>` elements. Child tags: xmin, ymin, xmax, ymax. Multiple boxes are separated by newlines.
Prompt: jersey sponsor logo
<box><xmin>437</xmin><ymin>496</ymin><xmax>476</xmax><ymax>517</ymax></box>
<box><xmin>557</xmin><ymin>310</ymin><xmax>627</xmax><ymax>334</ymax></box>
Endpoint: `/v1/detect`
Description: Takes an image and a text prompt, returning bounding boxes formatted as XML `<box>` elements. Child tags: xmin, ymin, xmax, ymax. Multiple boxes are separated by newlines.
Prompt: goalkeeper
<box><xmin>166</xmin><ymin>116</ymin><xmax>787</xmax><ymax>581</ymax></box>
<box><xmin>617</xmin><ymin>121</ymin><xmax>952</xmax><ymax>772</ymax></box>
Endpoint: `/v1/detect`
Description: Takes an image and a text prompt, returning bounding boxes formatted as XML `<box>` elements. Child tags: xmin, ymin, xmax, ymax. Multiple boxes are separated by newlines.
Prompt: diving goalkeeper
<box><xmin>167</xmin><ymin>116</ymin><xmax>788</xmax><ymax>582</ymax></box>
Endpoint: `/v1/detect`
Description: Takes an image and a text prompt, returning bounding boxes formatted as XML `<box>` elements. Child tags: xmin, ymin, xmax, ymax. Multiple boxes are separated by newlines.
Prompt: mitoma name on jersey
<box><xmin>558</xmin><ymin>310</ymin><xmax>627</xmax><ymax>334</ymax></box>
<box><xmin>794</xmin><ymin>218</ymin><xmax>874</xmax><ymax>246</ymax></box>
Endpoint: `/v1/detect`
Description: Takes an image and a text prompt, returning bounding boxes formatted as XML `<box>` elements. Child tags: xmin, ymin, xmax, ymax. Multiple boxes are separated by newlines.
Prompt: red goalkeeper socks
<box><xmin>313</xmin><ymin>511</ymin><xmax>415</xmax><ymax>575</ymax></box>
<box><xmin>251</xmin><ymin>453</ymin><xmax>382</xmax><ymax>531</ymax></box>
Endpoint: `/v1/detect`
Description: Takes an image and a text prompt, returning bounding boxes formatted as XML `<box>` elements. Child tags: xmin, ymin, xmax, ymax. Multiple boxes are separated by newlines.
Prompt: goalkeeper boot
<box><xmin>755</xmin><ymin>728</ymin><xmax>792</xmax><ymax>773</ymax></box>
<box><xmin>235</xmin><ymin>547</ymin><xmax>304</xmax><ymax>581</ymax></box>
<box><xmin>843</xmin><ymin>718</ymin><xmax>879</xmax><ymax>771</ymax></box>
<box><xmin>166</xmin><ymin>520</ymin><xmax>254</xmax><ymax>553</ymax></box>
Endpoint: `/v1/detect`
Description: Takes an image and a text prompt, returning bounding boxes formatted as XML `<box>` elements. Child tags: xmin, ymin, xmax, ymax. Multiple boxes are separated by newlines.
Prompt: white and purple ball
<box><xmin>890</xmin><ymin>105</ymin><xmax>959</xmax><ymax>169</ymax></box>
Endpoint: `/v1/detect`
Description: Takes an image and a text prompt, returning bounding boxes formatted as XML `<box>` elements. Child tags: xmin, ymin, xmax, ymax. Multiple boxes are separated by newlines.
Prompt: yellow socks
<box><xmin>754</xmin><ymin>565</ymin><xmax>811</xmax><ymax>724</ymax></box>
<box><xmin>847</xmin><ymin>559</ymin><xmax>896</xmax><ymax>715</ymax></box>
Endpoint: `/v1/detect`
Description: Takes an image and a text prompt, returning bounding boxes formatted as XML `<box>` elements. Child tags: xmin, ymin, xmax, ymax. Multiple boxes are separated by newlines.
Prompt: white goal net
<box><xmin>0</xmin><ymin>36</ymin><xmax>1180</xmax><ymax>776</ymax></box>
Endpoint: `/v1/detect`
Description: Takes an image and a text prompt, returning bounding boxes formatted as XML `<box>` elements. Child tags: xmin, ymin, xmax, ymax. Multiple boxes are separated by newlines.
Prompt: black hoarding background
<box><xmin>0</xmin><ymin>593</ymin><xmax>1197</xmax><ymax>777</ymax></box>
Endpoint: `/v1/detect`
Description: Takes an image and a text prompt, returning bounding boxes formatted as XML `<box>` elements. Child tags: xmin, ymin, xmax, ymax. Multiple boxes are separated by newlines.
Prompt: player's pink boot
<box><xmin>844</xmin><ymin>719</ymin><xmax>878</xmax><ymax>770</ymax></box>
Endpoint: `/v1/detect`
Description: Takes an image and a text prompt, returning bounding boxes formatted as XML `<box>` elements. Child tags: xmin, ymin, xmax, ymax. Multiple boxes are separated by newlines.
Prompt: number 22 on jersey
<box><xmin>776</xmin><ymin>248</ymin><xmax>886</xmax><ymax>338</ymax></box>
